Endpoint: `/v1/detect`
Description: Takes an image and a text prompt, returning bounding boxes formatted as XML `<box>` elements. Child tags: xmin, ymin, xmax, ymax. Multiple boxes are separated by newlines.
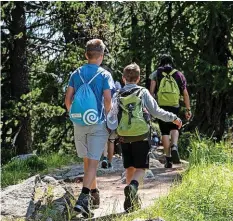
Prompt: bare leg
<box><xmin>170</xmin><ymin>129</ymin><xmax>181</xmax><ymax>163</ymax></box>
<box><xmin>126</xmin><ymin>167</ymin><xmax>136</xmax><ymax>185</ymax></box>
<box><xmin>107</xmin><ymin>141</ymin><xmax>114</xmax><ymax>163</ymax></box>
<box><xmin>103</xmin><ymin>143</ymin><xmax>108</xmax><ymax>158</ymax></box>
<box><xmin>170</xmin><ymin>130</ymin><xmax>179</xmax><ymax>146</ymax></box>
<box><xmin>162</xmin><ymin>135</ymin><xmax>171</xmax><ymax>157</ymax></box>
<box><xmin>83</xmin><ymin>157</ymin><xmax>98</xmax><ymax>189</ymax></box>
<box><xmin>131</xmin><ymin>169</ymin><xmax>145</xmax><ymax>184</ymax></box>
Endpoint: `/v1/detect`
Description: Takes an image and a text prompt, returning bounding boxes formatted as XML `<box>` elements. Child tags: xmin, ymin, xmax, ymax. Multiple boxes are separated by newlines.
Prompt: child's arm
<box><xmin>143</xmin><ymin>89</ymin><xmax>182</xmax><ymax>127</ymax></box>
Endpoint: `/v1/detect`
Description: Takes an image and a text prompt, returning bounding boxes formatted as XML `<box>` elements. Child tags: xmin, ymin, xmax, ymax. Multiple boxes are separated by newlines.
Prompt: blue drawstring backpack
<box><xmin>69</xmin><ymin>69</ymin><xmax>103</xmax><ymax>126</ymax></box>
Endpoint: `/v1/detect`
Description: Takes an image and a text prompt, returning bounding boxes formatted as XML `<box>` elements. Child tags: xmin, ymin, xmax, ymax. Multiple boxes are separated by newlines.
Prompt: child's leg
<box><xmin>83</xmin><ymin>158</ymin><xmax>97</xmax><ymax>189</ymax></box>
<box><xmin>74</xmin><ymin>124</ymin><xmax>108</xmax><ymax>216</ymax></box>
<box><xmin>103</xmin><ymin>142</ymin><xmax>108</xmax><ymax>158</ymax></box>
<box><xmin>107</xmin><ymin>141</ymin><xmax>114</xmax><ymax>164</ymax></box>
<box><xmin>101</xmin><ymin>143</ymin><xmax>108</xmax><ymax>168</ymax></box>
<box><xmin>122</xmin><ymin>140</ymin><xmax>149</xmax><ymax>212</ymax></box>
<box><xmin>162</xmin><ymin>135</ymin><xmax>171</xmax><ymax>156</ymax></box>
<box><xmin>123</xmin><ymin>140</ymin><xmax>149</xmax><ymax>185</ymax></box>
<box><xmin>131</xmin><ymin>168</ymin><xmax>145</xmax><ymax>184</ymax></box>
<box><xmin>126</xmin><ymin>167</ymin><xmax>136</xmax><ymax>185</ymax></box>
<box><xmin>83</xmin><ymin>157</ymin><xmax>99</xmax><ymax>189</ymax></box>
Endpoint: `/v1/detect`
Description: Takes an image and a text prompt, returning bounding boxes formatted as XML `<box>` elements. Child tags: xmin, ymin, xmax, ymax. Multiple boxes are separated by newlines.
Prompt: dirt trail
<box><xmin>67</xmin><ymin>155</ymin><xmax>187</xmax><ymax>221</ymax></box>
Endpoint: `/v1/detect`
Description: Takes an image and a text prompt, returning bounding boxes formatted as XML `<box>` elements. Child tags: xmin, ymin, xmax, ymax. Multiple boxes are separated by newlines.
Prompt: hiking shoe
<box><xmin>90</xmin><ymin>189</ymin><xmax>100</xmax><ymax>209</ymax></box>
<box><xmin>74</xmin><ymin>193</ymin><xmax>94</xmax><ymax>218</ymax></box>
<box><xmin>164</xmin><ymin>161</ymin><xmax>172</xmax><ymax>168</ymax></box>
<box><xmin>171</xmin><ymin>145</ymin><xmax>181</xmax><ymax>164</ymax></box>
<box><xmin>108</xmin><ymin>163</ymin><xmax>113</xmax><ymax>169</ymax></box>
<box><xmin>101</xmin><ymin>159</ymin><xmax>108</xmax><ymax>169</ymax></box>
<box><xmin>164</xmin><ymin>156</ymin><xmax>172</xmax><ymax>168</ymax></box>
<box><xmin>124</xmin><ymin>184</ymin><xmax>141</xmax><ymax>212</ymax></box>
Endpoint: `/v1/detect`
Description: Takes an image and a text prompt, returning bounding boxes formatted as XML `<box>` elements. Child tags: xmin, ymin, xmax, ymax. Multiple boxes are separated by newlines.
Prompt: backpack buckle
<box><xmin>127</xmin><ymin>103</ymin><xmax>135</xmax><ymax>125</ymax></box>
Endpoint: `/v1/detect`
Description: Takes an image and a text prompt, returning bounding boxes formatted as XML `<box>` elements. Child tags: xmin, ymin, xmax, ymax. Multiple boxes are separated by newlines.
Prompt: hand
<box><xmin>106</xmin><ymin>125</ymin><xmax>111</xmax><ymax>134</ymax></box>
<box><xmin>173</xmin><ymin>118</ymin><xmax>182</xmax><ymax>129</ymax></box>
<box><xmin>185</xmin><ymin>109</ymin><xmax>192</xmax><ymax>120</ymax></box>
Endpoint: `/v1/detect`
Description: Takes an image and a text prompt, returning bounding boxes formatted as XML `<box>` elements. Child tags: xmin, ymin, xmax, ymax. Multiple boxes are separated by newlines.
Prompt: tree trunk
<box><xmin>187</xmin><ymin>4</ymin><xmax>229</xmax><ymax>140</ymax></box>
<box><xmin>131</xmin><ymin>4</ymin><xmax>139</xmax><ymax>63</ymax></box>
<box><xmin>144</xmin><ymin>17</ymin><xmax>152</xmax><ymax>89</ymax></box>
<box><xmin>9</xmin><ymin>2</ymin><xmax>31</xmax><ymax>154</ymax></box>
<box><xmin>166</xmin><ymin>2</ymin><xmax>173</xmax><ymax>51</ymax></box>
<box><xmin>189</xmin><ymin>88</ymin><xmax>227</xmax><ymax>140</ymax></box>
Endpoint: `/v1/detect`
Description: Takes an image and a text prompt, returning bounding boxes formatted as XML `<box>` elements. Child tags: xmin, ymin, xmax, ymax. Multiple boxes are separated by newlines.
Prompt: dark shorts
<box><xmin>121</xmin><ymin>141</ymin><xmax>150</xmax><ymax>169</ymax></box>
<box><xmin>158</xmin><ymin>106</ymin><xmax>180</xmax><ymax>135</ymax></box>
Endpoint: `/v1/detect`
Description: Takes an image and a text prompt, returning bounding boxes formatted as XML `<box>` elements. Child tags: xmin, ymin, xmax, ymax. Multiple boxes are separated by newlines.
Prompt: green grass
<box><xmin>114</xmin><ymin>136</ymin><xmax>233</xmax><ymax>221</ymax></box>
<box><xmin>1</xmin><ymin>153</ymin><xmax>82</xmax><ymax>188</ymax></box>
<box><xmin>156</xmin><ymin>164</ymin><xmax>233</xmax><ymax>221</ymax></box>
<box><xmin>188</xmin><ymin>137</ymin><xmax>232</xmax><ymax>167</ymax></box>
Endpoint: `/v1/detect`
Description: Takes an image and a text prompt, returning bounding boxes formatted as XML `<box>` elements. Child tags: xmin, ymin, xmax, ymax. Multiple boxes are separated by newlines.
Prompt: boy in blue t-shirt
<box><xmin>65</xmin><ymin>39</ymin><xmax>114</xmax><ymax>217</ymax></box>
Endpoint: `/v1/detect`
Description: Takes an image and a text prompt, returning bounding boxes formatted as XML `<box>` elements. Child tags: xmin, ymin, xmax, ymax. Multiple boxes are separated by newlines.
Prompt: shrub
<box><xmin>178</xmin><ymin>131</ymin><xmax>193</xmax><ymax>160</ymax></box>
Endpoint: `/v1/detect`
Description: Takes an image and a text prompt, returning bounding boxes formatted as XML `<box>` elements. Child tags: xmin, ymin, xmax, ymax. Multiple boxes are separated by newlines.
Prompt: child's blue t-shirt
<box><xmin>68</xmin><ymin>64</ymin><xmax>115</xmax><ymax>122</ymax></box>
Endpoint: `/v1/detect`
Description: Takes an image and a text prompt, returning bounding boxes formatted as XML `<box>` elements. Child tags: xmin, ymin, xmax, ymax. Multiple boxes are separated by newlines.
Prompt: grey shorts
<box><xmin>73</xmin><ymin>123</ymin><xmax>109</xmax><ymax>160</ymax></box>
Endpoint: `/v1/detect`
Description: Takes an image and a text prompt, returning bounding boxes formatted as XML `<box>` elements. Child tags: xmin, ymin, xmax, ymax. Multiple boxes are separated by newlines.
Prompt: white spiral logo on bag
<box><xmin>83</xmin><ymin>109</ymin><xmax>99</xmax><ymax>125</ymax></box>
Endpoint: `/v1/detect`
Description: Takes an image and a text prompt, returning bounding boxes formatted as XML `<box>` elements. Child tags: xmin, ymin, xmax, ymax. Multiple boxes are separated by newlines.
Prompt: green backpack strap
<box><xmin>162</xmin><ymin>69</ymin><xmax>177</xmax><ymax>77</ymax></box>
<box><xmin>168</xmin><ymin>69</ymin><xmax>177</xmax><ymax>76</ymax></box>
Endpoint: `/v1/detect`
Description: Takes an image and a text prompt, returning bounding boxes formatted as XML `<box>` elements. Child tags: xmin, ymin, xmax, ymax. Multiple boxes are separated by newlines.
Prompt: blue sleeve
<box><xmin>68</xmin><ymin>73</ymin><xmax>75</xmax><ymax>88</ymax></box>
<box><xmin>103</xmin><ymin>73</ymin><xmax>115</xmax><ymax>91</ymax></box>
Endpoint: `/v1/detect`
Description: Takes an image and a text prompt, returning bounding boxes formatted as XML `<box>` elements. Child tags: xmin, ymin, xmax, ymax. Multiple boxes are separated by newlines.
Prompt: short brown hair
<box><xmin>123</xmin><ymin>63</ymin><xmax>140</xmax><ymax>82</ymax></box>
<box><xmin>86</xmin><ymin>39</ymin><xmax>106</xmax><ymax>59</ymax></box>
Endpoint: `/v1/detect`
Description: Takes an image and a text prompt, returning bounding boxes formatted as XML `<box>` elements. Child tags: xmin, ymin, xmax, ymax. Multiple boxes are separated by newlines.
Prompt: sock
<box><xmin>81</xmin><ymin>187</ymin><xmax>90</xmax><ymax>195</ymax></box>
<box><xmin>90</xmin><ymin>188</ymin><xmax>98</xmax><ymax>193</ymax></box>
<box><xmin>171</xmin><ymin>144</ymin><xmax>178</xmax><ymax>150</ymax></box>
<box><xmin>130</xmin><ymin>180</ymin><xmax>139</xmax><ymax>189</ymax></box>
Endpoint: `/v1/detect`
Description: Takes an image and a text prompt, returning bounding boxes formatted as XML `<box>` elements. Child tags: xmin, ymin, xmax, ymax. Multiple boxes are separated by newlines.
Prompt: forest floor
<box><xmin>56</xmin><ymin>149</ymin><xmax>188</xmax><ymax>221</ymax></box>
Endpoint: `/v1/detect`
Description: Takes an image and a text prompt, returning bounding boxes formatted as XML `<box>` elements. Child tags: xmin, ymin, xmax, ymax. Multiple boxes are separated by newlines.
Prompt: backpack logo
<box><xmin>69</xmin><ymin>69</ymin><xmax>103</xmax><ymax>126</ymax></box>
<box><xmin>83</xmin><ymin>109</ymin><xmax>99</xmax><ymax>125</ymax></box>
<box><xmin>157</xmin><ymin>69</ymin><xmax>180</xmax><ymax>106</ymax></box>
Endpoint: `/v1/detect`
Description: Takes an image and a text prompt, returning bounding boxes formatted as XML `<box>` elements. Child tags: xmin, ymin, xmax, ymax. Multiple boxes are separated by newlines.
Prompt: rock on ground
<box><xmin>1</xmin><ymin>175</ymin><xmax>75</xmax><ymax>221</ymax></box>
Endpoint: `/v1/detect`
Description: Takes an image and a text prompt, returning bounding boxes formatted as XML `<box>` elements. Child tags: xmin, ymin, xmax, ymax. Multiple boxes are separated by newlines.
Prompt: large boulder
<box><xmin>1</xmin><ymin>175</ymin><xmax>75</xmax><ymax>221</ymax></box>
<box><xmin>1</xmin><ymin>175</ymin><xmax>39</xmax><ymax>220</ymax></box>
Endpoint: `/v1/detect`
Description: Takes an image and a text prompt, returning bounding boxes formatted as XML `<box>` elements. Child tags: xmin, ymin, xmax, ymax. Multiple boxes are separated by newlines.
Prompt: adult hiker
<box><xmin>118</xmin><ymin>63</ymin><xmax>182</xmax><ymax>212</ymax></box>
<box><xmin>149</xmin><ymin>54</ymin><xmax>191</xmax><ymax>168</ymax></box>
<box><xmin>65</xmin><ymin>39</ymin><xmax>114</xmax><ymax>218</ymax></box>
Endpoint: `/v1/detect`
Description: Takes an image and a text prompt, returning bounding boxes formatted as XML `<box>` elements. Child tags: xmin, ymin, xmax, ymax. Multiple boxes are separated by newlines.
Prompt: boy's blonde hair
<box><xmin>123</xmin><ymin>63</ymin><xmax>140</xmax><ymax>83</ymax></box>
<box><xmin>86</xmin><ymin>39</ymin><xmax>106</xmax><ymax>60</ymax></box>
